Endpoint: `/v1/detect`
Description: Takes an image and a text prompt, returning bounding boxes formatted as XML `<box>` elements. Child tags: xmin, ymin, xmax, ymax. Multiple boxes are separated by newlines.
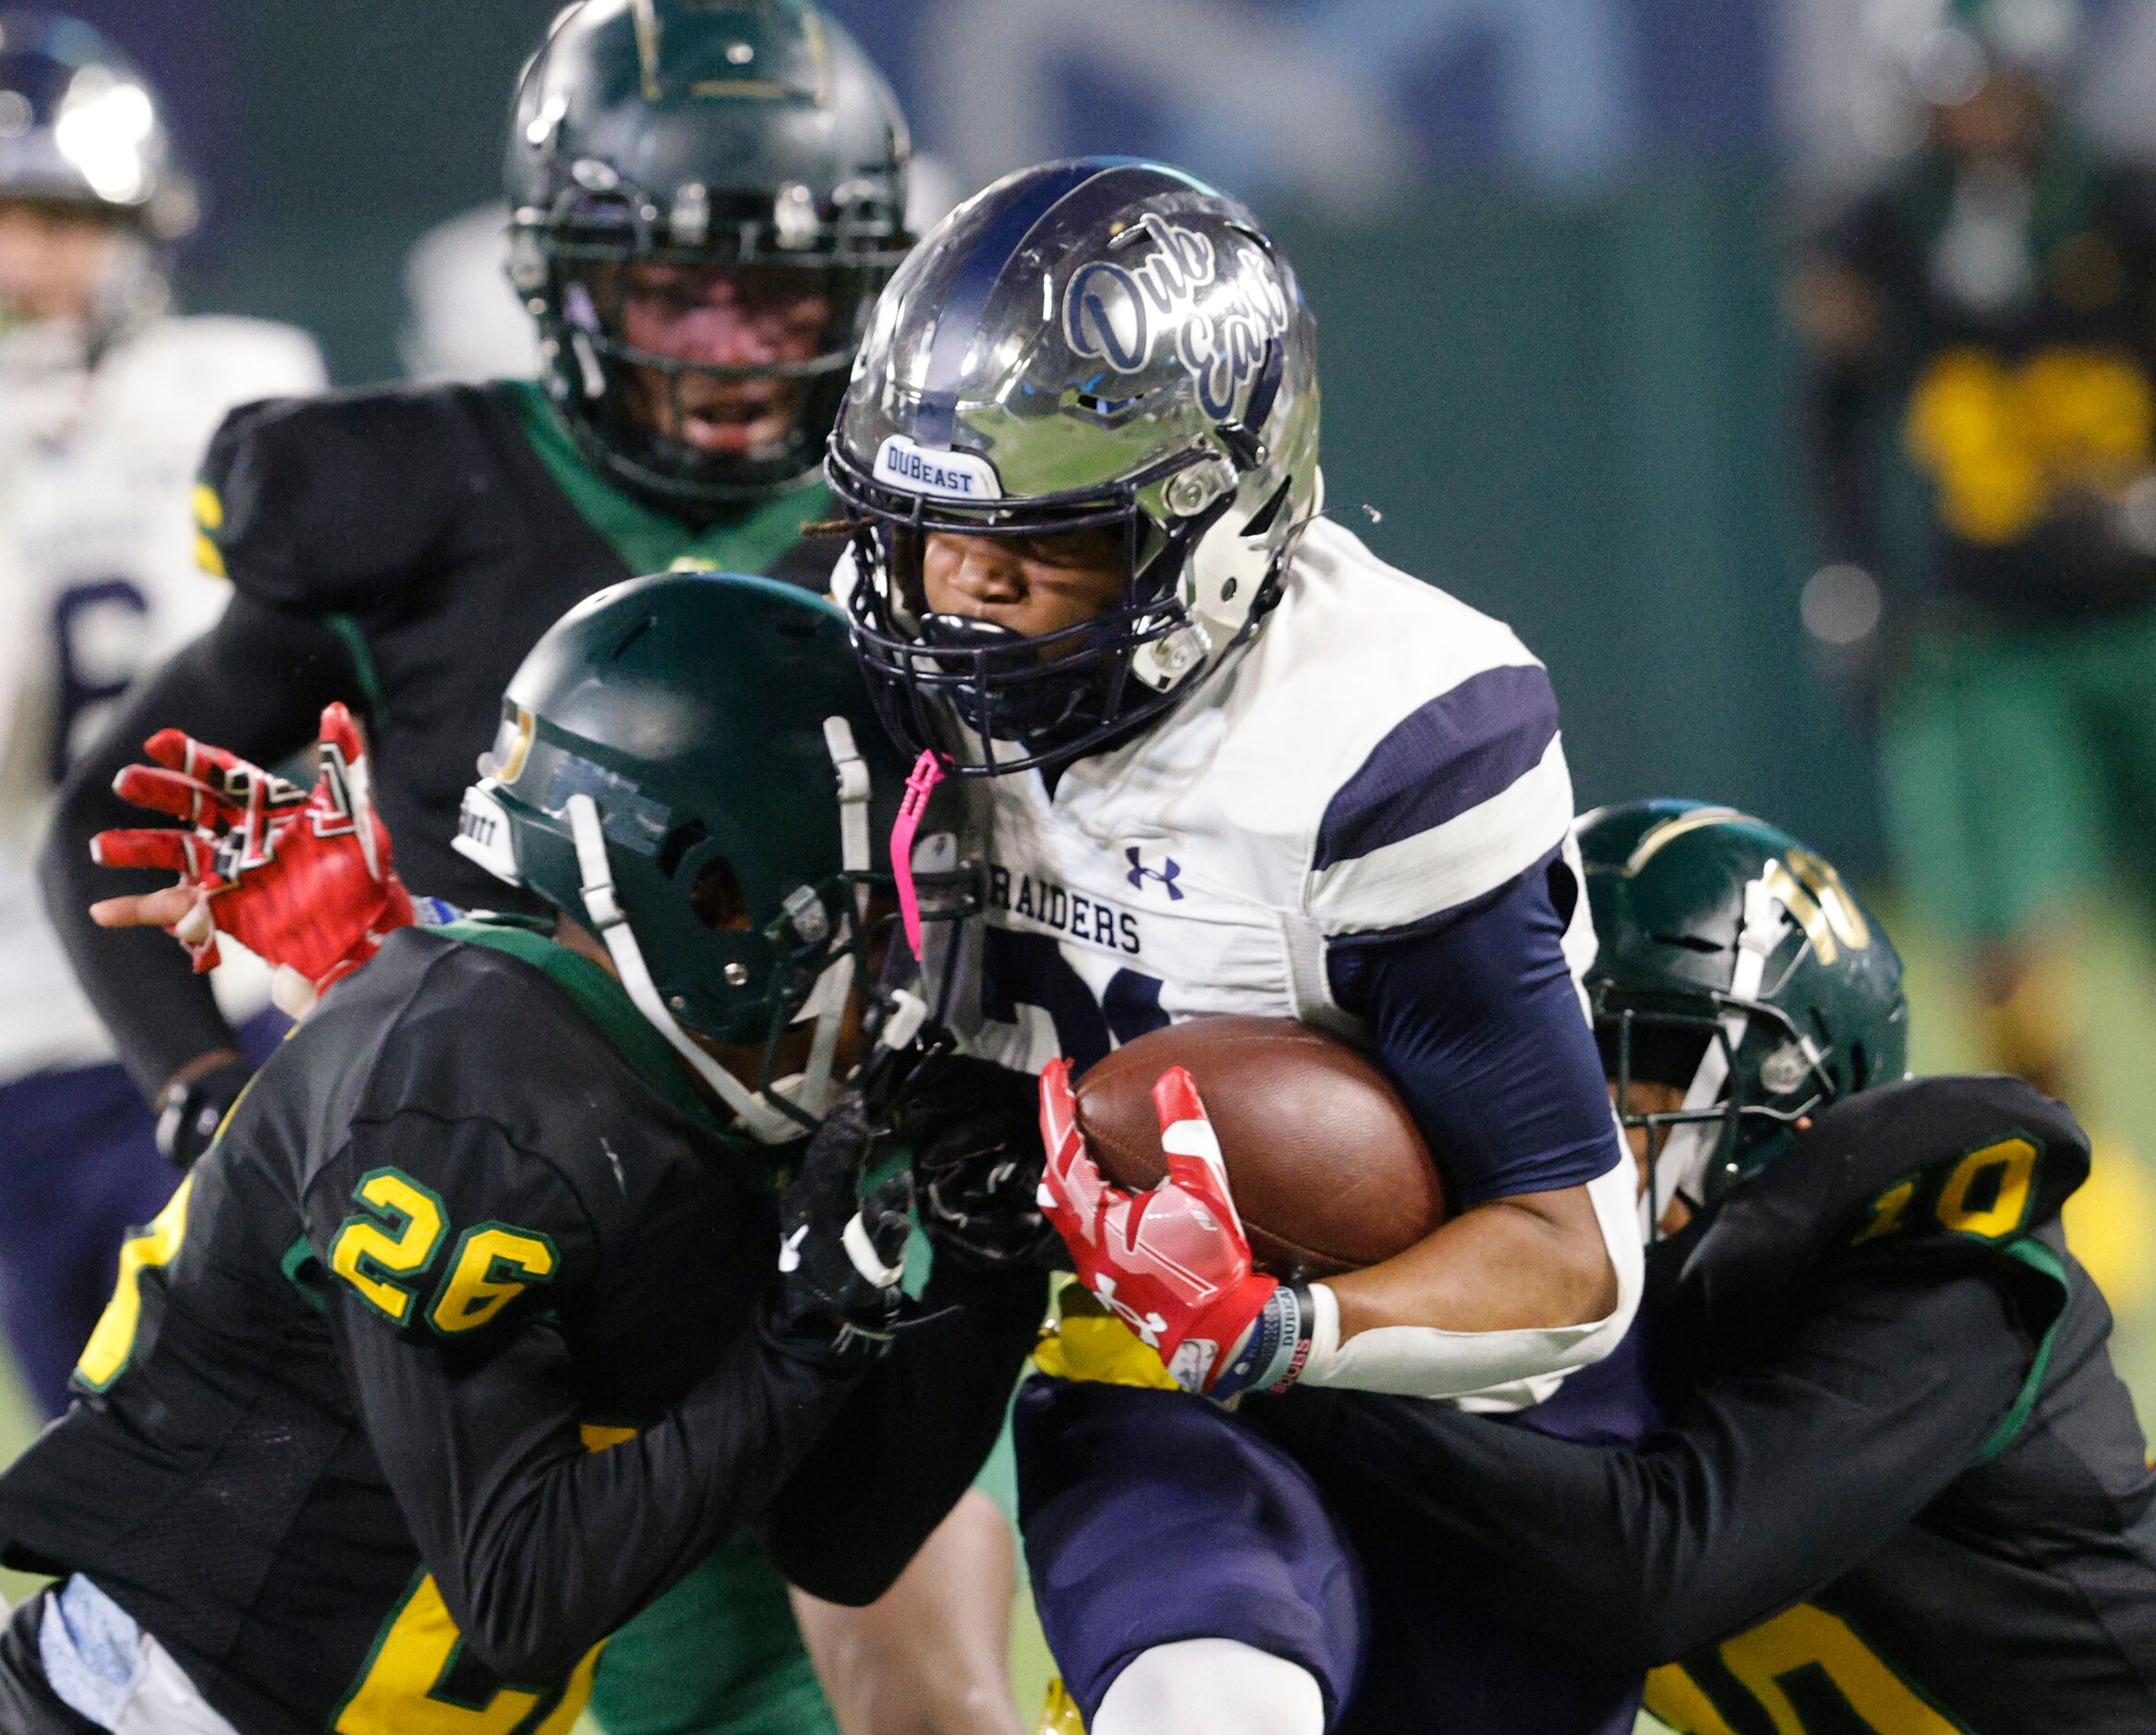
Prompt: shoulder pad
<box><xmin>1259</xmin><ymin>533</ymin><xmax>1571</xmax><ymax>934</ymax></box>
<box><xmin>196</xmin><ymin>382</ymin><xmax>502</xmax><ymax>611</ymax></box>
<box><xmin>1670</xmin><ymin>1074</ymin><xmax>2088</xmax><ymax>1350</ymax></box>
<box><xmin>1787</xmin><ymin>1074</ymin><xmax>2085</xmax><ymax>1249</ymax></box>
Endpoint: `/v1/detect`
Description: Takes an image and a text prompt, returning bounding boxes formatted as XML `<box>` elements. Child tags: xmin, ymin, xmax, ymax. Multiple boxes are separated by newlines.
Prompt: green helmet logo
<box><xmin>456</xmin><ymin>571</ymin><xmax>907</xmax><ymax>1137</ymax></box>
<box><xmin>1579</xmin><ymin>799</ymin><xmax>1909</xmax><ymax>1219</ymax></box>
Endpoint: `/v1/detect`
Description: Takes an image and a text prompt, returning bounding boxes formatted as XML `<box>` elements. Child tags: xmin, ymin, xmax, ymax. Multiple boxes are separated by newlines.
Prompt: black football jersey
<box><xmin>45</xmin><ymin>379</ymin><xmax>842</xmax><ymax>1102</ymax></box>
<box><xmin>194</xmin><ymin>380</ymin><xmax>840</xmax><ymax>910</ymax></box>
<box><xmin>0</xmin><ymin>920</ymin><xmax>804</xmax><ymax>1735</ymax></box>
<box><xmin>1246</xmin><ymin>1074</ymin><xmax>2156</xmax><ymax>1735</ymax></box>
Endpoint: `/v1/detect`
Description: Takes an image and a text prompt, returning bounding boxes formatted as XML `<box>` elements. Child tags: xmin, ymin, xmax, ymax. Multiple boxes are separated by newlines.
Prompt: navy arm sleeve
<box><xmin>1243</xmin><ymin>1260</ymin><xmax>2034</xmax><ymax>1671</ymax></box>
<box><xmin>39</xmin><ymin>591</ymin><xmax>358</xmax><ymax>1101</ymax></box>
<box><xmin>1326</xmin><ymin>855</ymin><xmax>1620</xmax><ymax>1207</ymax></box>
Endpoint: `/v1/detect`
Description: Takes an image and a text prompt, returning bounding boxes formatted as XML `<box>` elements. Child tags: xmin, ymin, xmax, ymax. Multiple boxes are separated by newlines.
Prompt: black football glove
<box><xmin>899</xmin><ymin>1054</ymin><xmax>1064</xmax><ymax>1273</ymax></box>
<box><xmin>154</xmin><ymin>1053</ymin><xmax>256</xmax><ymax>1171</ymax></box>
<box><xmin>765</xmin><ymin>1093</ymin><xmax>914</xmax><ymax>1372</ymax></box>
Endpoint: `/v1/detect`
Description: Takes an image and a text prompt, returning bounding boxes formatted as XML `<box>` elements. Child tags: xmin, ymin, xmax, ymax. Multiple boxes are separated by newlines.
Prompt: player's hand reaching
<box><xmin>1038</xmin><ymin>1060</ymin><xmax>1310</xmax><ymax>1398</ymax></box>
<box><xmin>898</xmin><ymin>1052</ymin><xmax>1060</xmax><ymax>1273</ymax></box>
<box><xmin>766</xmin><ymin>1093</ymin><xmax>914</xmax><ymax>1373</ymax></box>
<box><xmin>88</xmin><ymin>703</ymin><xmax>417</xmax><ymax>1016</ymax></box>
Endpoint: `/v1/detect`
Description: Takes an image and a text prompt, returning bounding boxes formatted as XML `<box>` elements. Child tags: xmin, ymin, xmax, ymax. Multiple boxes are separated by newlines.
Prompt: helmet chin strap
<box><xmin>564</xmin><ymin>794</ymin><xmax>807</xmax><ymax>1145</ymax></box>
<box><xmin>1650</xmin><ymin>875</ymin><xmax>1791</xmax><ymax>1223</ymax></box>
<box><xmin>779</xmin><ymin>717</ymin><xmax>875</xmax><ymax>1120</ymax></box>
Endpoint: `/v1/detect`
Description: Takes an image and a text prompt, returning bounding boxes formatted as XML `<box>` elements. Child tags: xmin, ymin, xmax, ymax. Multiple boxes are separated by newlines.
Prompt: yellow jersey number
<box><xmin>1853</xmin><ymin>1138</ymin><xmax>2040</xmax><ymax>1249</ymax></box>
<box><xmin>326</xmin><ymin>1169</ymin><xmax>558</xmax><ymax>1337</ymax></box>
<box><xmin>333</xmin><ymin>1572</ymin><xmax>602</xmax><ymax>1735</ymax></box>
<box><xmin>1644</xmin><ymin>1604</ymin><xmax>1970</xmax><ymax>1733</ymax></box>
<box><xmin>75</xmin><ymin>1174</ymin><xmax>196</xmax><ymax>1392</ymax></box>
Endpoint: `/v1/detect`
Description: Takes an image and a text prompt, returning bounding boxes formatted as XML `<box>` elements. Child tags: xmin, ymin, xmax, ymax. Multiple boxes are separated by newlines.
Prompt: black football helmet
<box><xmin>506</xmin><ymin>0</ymin><xmax>913</xmax><ymax>516</ymax></box>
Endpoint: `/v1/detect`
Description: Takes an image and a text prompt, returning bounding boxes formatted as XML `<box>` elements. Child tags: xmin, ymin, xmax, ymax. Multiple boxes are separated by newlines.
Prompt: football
<box><xmin>1073</xmin><ymin>1016</ymin><xmax>1448</xmax><ymax>1280</ymax></box>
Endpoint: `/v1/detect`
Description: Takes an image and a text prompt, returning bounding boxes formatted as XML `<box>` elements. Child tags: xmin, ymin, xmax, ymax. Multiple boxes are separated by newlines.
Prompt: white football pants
<box><xmin>1091</xmin><ymin>1638</ymin><xmax>1327</xmax><ymax>1735</ymax></box>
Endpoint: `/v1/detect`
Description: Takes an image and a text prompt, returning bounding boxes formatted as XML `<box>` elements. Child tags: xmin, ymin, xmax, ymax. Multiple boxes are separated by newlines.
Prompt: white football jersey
<box><xmin>920</xmin><ymin>516</ymin><xmax>1594</xmax><ymax>1076</ymax></box>
<box><xmin>911</xmin><ymin>516</ymin><xmax>1641</xmax><ymax>1406</ymax></box>
<box><xmin>0</xmin><ymin>313</ymin><xmax>326</xmax><ymax>1079</ymax></box>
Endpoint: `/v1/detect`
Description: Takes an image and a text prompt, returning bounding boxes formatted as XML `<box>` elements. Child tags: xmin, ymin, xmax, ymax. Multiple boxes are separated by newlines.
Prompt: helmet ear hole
<box><xmin>690</xmin><ymin>856</ymin><xmax>750</xmax><ymax>931</ymax></box>
<box><xmin>657</xmin><ymin>819</ymin><xmax>709</xmax><ymax>878</ymax></box>
<box><xmin>1848</xmin><ymin>1040</ymin><xmax>1871</xmax><ymax>1091</ymax></box>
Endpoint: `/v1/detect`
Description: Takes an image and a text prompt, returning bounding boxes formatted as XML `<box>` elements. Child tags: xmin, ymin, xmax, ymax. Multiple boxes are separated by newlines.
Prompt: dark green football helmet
<box><xmin>505</xmin><ymin>0</ymin><xmax>913</xmax><ymax>513</ymax></box>
<box><xmin>1581</xmin><ymin>800</ymin><xmax>1909</xmax><ymax>1220</ymax></box>
<box><xmin>454</xmin><ymin>570</ymin><xmax>909</xmax><ymax>1138</ymax></box>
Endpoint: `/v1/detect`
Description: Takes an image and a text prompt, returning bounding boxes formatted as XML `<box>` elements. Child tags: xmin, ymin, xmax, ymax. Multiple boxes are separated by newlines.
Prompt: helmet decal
<box><xmin>1760</xmin><ymin>848</ymin><xmax>1872</xmax><ymax>965</ymax></box>
<box><xmin>873</xmin><ymin>433</ymin><xmax>1001</xmax><ymax>501</ymax></box>
<box><xmin>1062</xmin><ymin>213</ymin><xmax>1291</xmax><ymax>422</ymax></box>
<box><xmin>1617</xmin><ymin>806</ymin><xmax>1745</xmax><ymax>876</ymax></box>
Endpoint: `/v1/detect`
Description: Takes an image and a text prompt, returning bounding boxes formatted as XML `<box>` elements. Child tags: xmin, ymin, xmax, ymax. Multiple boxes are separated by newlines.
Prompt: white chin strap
<box><xmin>565</xmin><ymin>793</ymin><xmax>810</xmax><ymax>1145</ymax></box>
<box><xmin>782</xmin><ymin>717</ymin><xmax>873</xmax><ymax>1121</ymax></box>
<box><xmin>1648</xmin><ymin>874</ymin><xmax>1789</xmax><ymax>1230</ymax></box>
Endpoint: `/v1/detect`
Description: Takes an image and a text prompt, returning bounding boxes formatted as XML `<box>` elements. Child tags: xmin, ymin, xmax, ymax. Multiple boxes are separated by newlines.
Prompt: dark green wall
<box><xmin>175</xmin><ymin>0</ymin><xmax>560</xmax><ymax>382</ymax></box>
<box><xmin>1276</xmin><ymin>174</ymin><xmax>1878</xmax><ymax>874</ymax></box>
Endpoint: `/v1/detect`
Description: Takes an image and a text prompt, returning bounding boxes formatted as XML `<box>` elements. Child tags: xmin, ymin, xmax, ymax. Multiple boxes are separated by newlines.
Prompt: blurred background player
<box><xmin>0</xmin><ymin>10</ymin><xmax>321</xmax><ymax>1419</ymax></box>
<box><xmin>38</xmin><ymin>6</ymin><xmax>1028</xmax><ymax>1735</ymax></box>
<box><xmin>1792</xmin><ymin>0</ymin><xmax>2156</xmax><ymax>1116</ymax></box>
<box><xmin>1254</xmin><ymin>800</ymin><xmax>2156</xmax><ymax>1732</ymax></box>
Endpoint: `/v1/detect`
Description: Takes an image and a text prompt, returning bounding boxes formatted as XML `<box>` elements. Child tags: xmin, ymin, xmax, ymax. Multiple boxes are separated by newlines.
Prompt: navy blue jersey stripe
<box><xmin>913</xmin><ymin>161</ymin><xmax>1117</xmax><ymax>449</ymax></box>
<box><xmin>1314</xmin><ymin>663</ymin><xmax>1560</xmax><ymax>871</ymax></box>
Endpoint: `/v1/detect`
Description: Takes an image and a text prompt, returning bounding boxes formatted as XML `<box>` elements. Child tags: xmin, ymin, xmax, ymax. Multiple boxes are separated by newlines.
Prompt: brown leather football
<box><xmin>1074</xmin><ymin>1016</ymin><xmax>1447</xmax><ymax>1280</ymax></box>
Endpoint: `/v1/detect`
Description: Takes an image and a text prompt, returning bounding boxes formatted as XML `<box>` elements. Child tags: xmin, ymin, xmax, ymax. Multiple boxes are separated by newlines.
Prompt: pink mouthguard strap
<box><xmin>890</xmin><ymin>749</ymin><xmax>947</xmax><ymax>962</ymax></box>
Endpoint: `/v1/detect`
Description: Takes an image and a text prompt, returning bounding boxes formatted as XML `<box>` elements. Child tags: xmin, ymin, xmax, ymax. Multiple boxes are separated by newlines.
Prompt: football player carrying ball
<box><xmin>826</xmin><ymin>156</ymin><xmax>1647</xmax><ymax>1734</ymax></box>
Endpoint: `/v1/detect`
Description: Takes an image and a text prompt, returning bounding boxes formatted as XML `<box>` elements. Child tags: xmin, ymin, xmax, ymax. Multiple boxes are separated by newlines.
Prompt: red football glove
<box><xmin>91</xmin><ymin>703</ymin><xmax>417</xmax><ymax>1010</ymax></box>
<box><xmin>1037</xmin><ymin>1059</ymin><xmax>1284</xmax><ymax>1394</ymax></box>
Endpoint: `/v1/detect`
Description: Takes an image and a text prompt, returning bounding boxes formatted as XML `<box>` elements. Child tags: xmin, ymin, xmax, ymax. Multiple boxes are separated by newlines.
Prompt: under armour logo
<box><xmin>1094</xmin><ymin>1276</ymin><xmax>1169</xmax><ymax>1348</ymax></box>
<box><xmin>1126</xmin><ymin>849</ymin><xmax>1184</xmax><ymax>900</ymax></box>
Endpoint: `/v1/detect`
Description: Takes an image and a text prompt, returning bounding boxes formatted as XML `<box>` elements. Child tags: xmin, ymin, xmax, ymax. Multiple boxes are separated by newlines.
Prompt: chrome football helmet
<box><xmin>0</xmin><ymin>13</ymin><xmax>194</xmax><ymax>353</ymax></box>
<box><xmin>828</xmin><ymin>156</ymin><xmax>1321</xmax><ymax>776</ymax></box>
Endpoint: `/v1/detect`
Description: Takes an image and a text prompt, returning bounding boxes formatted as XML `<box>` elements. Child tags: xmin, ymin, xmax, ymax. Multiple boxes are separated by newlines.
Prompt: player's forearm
<box><xmin>767</xmin><ymin>1261</ymin><xmax>1048</xmax><ymax>1605</ymax></box>
<box><xmin>1327</xmin><ymin>1180</ymin><xmax>1617</xmax><ymax>1337</ymax></box>
<box><xmin>382</xmin><ymin>1319</ymin><xmax>864</xmax><ymax>1682</ymax></box>
<box><xmin>1292</xmin><ymin>1152</ymin><xmax>1640</xmax><ymax>1400</ymax></box>
<box><xmin>1250</xmin><ymin>1264</ymin><xmax>2031</xmax><ymax>1668</ymax></box>
<box><xmin>39</xmin><ymin>594</ymin><xmax>351</xmax><ymax>1099</ymax></box>
<box><xmin>1319</xmin><ymin>865</ymin><xmax>1642</xmax><ymax>1394</ymax></box>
